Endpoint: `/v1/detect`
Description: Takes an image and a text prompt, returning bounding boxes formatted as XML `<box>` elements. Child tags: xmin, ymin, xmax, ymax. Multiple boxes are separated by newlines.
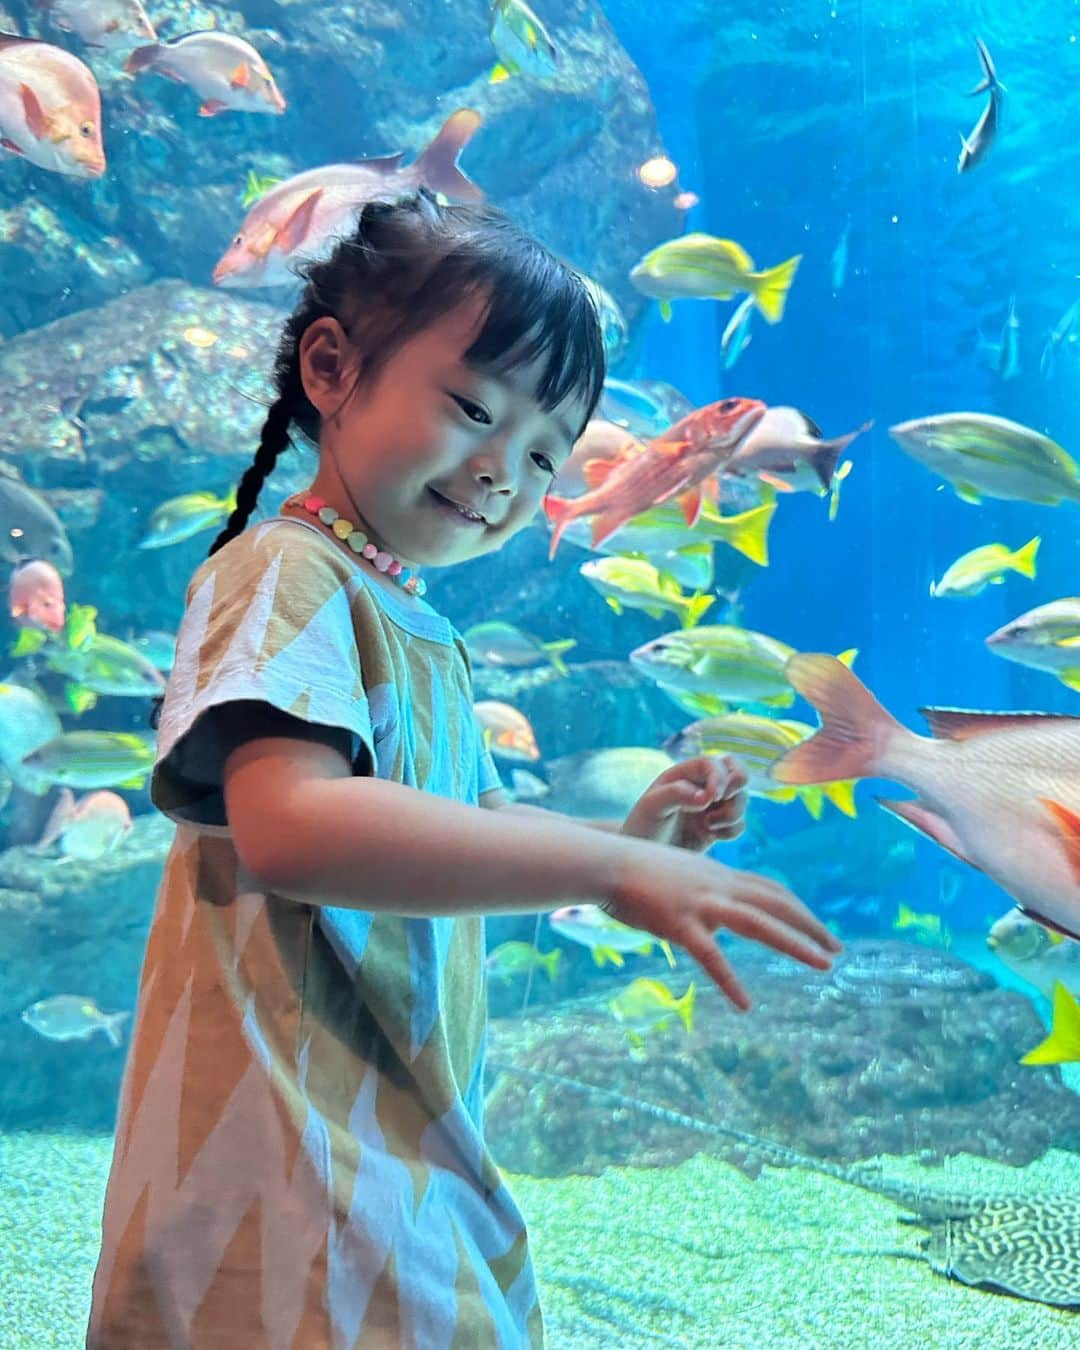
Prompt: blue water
<box><xmin>2</xmin><ymin>0</ymin><xmax>1079</xmax><ymax>1342</ymax></box>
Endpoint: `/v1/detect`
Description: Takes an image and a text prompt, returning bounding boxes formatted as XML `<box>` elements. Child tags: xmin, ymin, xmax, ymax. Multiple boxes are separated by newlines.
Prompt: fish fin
<box><xmin>103</xmin><ymin>1010</ymin><xmax>131</xmax><ymax>1048</ymax></box>
<box><xmin>271</xmin><ymin>188</ymin><xmax>325</xmax><ymax>255</ymax></box>
<box><xmin>797</xmin><ymin>786</ymin><xmax>826</xmax><ymax>819</ymax></box>
<box><xmin>682</xmin><ymin>594</ymin><xmax>715</xmax><ymax>629</ymax></box>
<box><xmin>643</xmin><ymin>605</ymin><xmax>666</xmax><ymax>620</ymax></box>
<box><xmin>124</xmin><ymin>43</ymin><xmax>160</xmax><ymax>74</ymax></box>
<box><xmin>542</xmin><ymin>494</ymin><xmax>577</xmax><ymax>559</ymax></box>
<box><xmin>678</xmin><ymin>486</ymin><xmax>703</xmax><ymax>526</ymax></box>
<box><xmin>228</xmin><ymin>62</ymin><xmax>250</xmax><ymax>88</ymax></box>
<box><xmin>604</xmin><ymin>596</ymin><xmax>623</xmax><ymax>616</ymax></box>
<box><xmin>659</xmin><ymin>299</ymin><xmax>673</xmax><ymax>322</ymax></box>
<box><xmin>582</xmin><ymin>456</ymin><xmax>618</xmax><ymax>489</ymax></box>
<box><xmin>660</xmin><ymin>939</ymin><xmax>676</xmax><ymax>968</ymax></box>
<box><xmin>1009</xmin><ymin>535</ymin><xmax>1041</xmax><ymax>578</ymax></box>
<box><xmin>920</xmin><ymin>708</ymin><xmax>1080</xmax><ymax>740</ymax></box>
<box><xmin>969</xmin><ymin>37</ymin><xmax>1003</xmax><ymax>96</ymax></box>
<box><xmin>668</xmin><ymin>691</ymin><xmax>728</xmax><ymax>718</ymax></box>
<box><xmin>676</xmin><ymin>982</ymin><xmax>697</xmax><ymax>1033</ymax></box>
<box><xmin>489</xmin><ymin>62</ymin><xmax>512</xmax><ymax>83</ymax></box>
<box><xmin>18</xmin><ymin>83</ymin><xmax>47</xmax><ymax>138</ymax></box>
<box><xmin>877</xmin><ymin>797</ymin><xmax>980</xmax><ymax>869</ymax></box>
<box><xmin>757</xmin><ymin>470</ymin><xmax>796</xmax><ymax>493</ymax></box>
<box><xmin>835</xmin><ymin>648</ymin><xmax>858</xmax><ymax>669</ymax></box>
<box><xmin>198</xmin><ymin>99</ymin><xmax>229</xmax><ymax>117</ymax></box>
<box><xmin>11</xmin><ymin>628</ymin><xmax>47</xmax><ymax>658</ymax></box>
<box><xmin>749</xmin><ymin>254</ymin><xmax>802</xmax><ymax>324</ymax></box>
<box><xmin>541</xmin><ymin>639</ymin><xmax>576</xmax><ymax>676</ymax></box>
<box><xmin>773</xmin><ymin>654</ymin><xmax>903</xmax><ymax>785</ymax></box>
<box><xmin>65</xmin><ymin>683</ymin><xmax>97</xmax><ymax>715</ymax></box>
<box><xmin>1037</xmin><ymin>798</ymin><xmax>1080</xmax><ymax>885</ymax></box>
<box><xmin>590</xmin><ymin>510</ymin><xmax>631</xmax><ymax>551</ymax></box>
<box><xmin>1018</xmin><ymin>907</ymin><xmax>1080</xmax><ymax>942</ymax></box>
<box><xmin>1061</xmin><ymin>671</ymin><xmax>1080</xmax><ymax>693</ymax></box>
<box><xmin>592</xmin><ymin>945</ymin><xmax>624</xmax><ymax>968</ymax></box>
<box><xmin>35</xmin><ymin>787</ymin><xmax>75</xmax><ymax>852</ymax></box>
<box><xmin>0</xmin><ymin>136</ymin><xmax>26</xmax><ymax>156</ymax></box>
<box><xmin>821</xmin><ymin>779</ymin><xmax>859</xmax><ymax>818</ymax></box>
<box><xmin>414</xmin><ymin>108</ymin><xmax>484</xmax><ymax>203</ymax></box>
<box><xmin>720</xmin><ymin>501</ymin><xmax>775</xmax><ymax>566</ymax></box>
<box><xmin>954</xmin><ymin>481</ymin><xmax>983</xmax><ymax>504</ymax></box>
<box><xmin>1019</xmin><ymin>982</ymin><xmax>1080</xmax><ymax>1065</ymax></box>
<box><xmin>118</xmin><ymin>776</ymin><xmax>147</xmax><ymax>790</ymax></box>
<box><xmin>542</xmin><ymin>949</ymin><xmax>562</xmax><ymax>980</ymax></box>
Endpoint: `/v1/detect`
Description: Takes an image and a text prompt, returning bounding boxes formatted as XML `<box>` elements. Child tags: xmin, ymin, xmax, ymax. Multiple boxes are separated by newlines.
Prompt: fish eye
<box><xmin>79</xmin><ymin>121</ymin><xmax>95</xmax><ymax>138</ymax></box>
<box><xmin>233</xmin><ymin>234</ymin><xmax>243</xmax><ymax>247</ymax></box>
<box><xmin>718</xmin><ymin>398</ymin><xmax>740</xmax><ymax>413</ymax></box>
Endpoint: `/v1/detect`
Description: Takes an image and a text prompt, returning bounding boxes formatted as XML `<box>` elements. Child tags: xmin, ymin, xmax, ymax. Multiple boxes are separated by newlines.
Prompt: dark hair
<box><xmin>148</xmin><ymin>191</ymin><xmax>606</xmax><ymax>731</ymax></box>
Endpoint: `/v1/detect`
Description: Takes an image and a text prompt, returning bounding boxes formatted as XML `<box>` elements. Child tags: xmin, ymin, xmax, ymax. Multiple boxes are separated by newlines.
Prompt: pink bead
<box><xmin>362</xmin><ymin>543</ymin><xmax>377</xmax><ymax>560</ymax></box>
<box><xmin>373</xmin><ymin>550</ymin><xmax>393</xmax><ymax>572</ymax></box>
<box><xmin>302</xmin><ymin>495</ymin><xmax>325</xmax><ymax>513</ymax></box>
<box><xmin>387</xmin><ymin>560</ymin><xmax>403</xmax><ymax>577</ymax></box>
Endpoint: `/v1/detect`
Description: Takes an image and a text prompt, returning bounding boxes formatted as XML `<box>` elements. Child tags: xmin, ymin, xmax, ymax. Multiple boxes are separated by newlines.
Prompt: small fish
<box><xmin>987</xmin><ymin>908</ymin><xmax>1077</xmax><ymax>1000</ymax></box>
<box><xmin>607</xmin><ymin>977</ymin><xmax>696</xmax><ymax>1056</ymax></box>
<box><xmin>543</xmin><ymin>748</ymin><xmax>676</xmax><ymax>820</ymax></box>
<box><xmin>958</xmin><ymin>37</ymin><xmax>1004</xmax><ymax>175</ymax></box>
<box><xmin>35</xmin><ymin>786</ymin><xmax>132</xmax><ymax>860</ymax></box>
<box><xmin>888</xmin><ymin>413</ymin><xmax>1080</xmax><ymax>507</ymax></box>
<box><xmin>630</xmin><ymin>233</ymin><xmax>802</xmax><ymax>324</ymax></box>
<box><xmin>485</xmin><ymin>941</ymin><xmax>562</xmax><ymax>985</ymax></box>
<box><xmin>474</xmin><ymin>700</ymin><xmax>541</xmax><ymax>763</ymax></box>
<box><xmin>1040</xmin><ymin>300</ymin><xmax>1079</xmax><ymax>380</ymax></box>
<box><xmin>580</xmin><ymin>556</ymin><xmax>714</xmax><ymax>628</ymax></box>
<box><xmin>125</xmin><ymin>31</ymin><xmax>286</xmax><ymax>118</ymax></box>
<box><xmin>507</xmin><ymin>768</ymin><xmax>549</xmax><ymax>802</ymax></box>
<box><xmin>0</xmin><ymin>32</ymin><xmax>105</xmax><ymax>177</ymax></box>
<box><xmin>997</xmin><ymin>295</ymin><xmax>1020</xmax><ymax>380</ymax></box>
<box><xmin>985</xmin><ymin>598</ymin><xmax>1080</xmax><ymax>693</ymax></box>
<box><xmin>21</xmin><ymin>994</ymin><xmax>130</xmax><ymax>1046</ymax></box>
<box><xmin>548</xmin><ymin>903</ymin><xmax>676</xmax><ymax>969</ymax></box>
<box><xmin>463</xmin><ymin>621</ymin><xmax>576</xmax><ymax>676</ymax></box>
<box><xmin>37</xmin><ymin>0</ymin><xmax>156</xmax><ymax>51</ymax></box>
<box><xmin>488</xmin><ymin>0</ymin><xmax>558</xmax><ymax>84</ymax></box>
<box><xmin>599</xmin><ymin>378</ymin><xmax>696</xmax><ymax>439</ymax></box>
<box><xmin>720</xmin><ymin>295</ymin><xmax>754</xmax><ymax>369</ymax></box>
<box><xmin>544</xmin><ymin>397</ymin><xmax>766</xmax><ymax>557</ymax></box>
<box><xmin>893</xmin><ymin>901</ymin><xmax>952</xmax><ymax>950</ymax></box>
<box><xmin>240</xmin><ymin>169</ymin><xmax>282</xmax><ymax>208</ymax></box>
<box><xmin>138</xmin><ymin>489</ymin><xmax>237</xmax><ymax>549</ymax></box>
<box><xmin>577</xmin><ymin>272</ymin><xmax>628</xmax><ymax>363</ymax></box>
<box><xmin>1019</xmin><ymin>982</ymin><xmax>1080</xmax><ymax>1066</ymax></box>
<box><xmin>831</xmin><ymin>219</ymin><xmax>850</xmax><ymax>291</ymax></box>
<box><xmin>18</xmin><ymin>730</ymin><xmax>157</xmax><ymax>791</ymax></box>
<box><xmin>0</xmin><ymin>681</ymin><xmax>62</xmax><ymax>787</ymax></box>
<box><xmin>771</xmin><ymin>653</ymin><xmax>1080</xmax><ymax>942</ymax></box>
<box><xmin>0</xmin><ymin>472</ymin><xmax>74</xmax><ymax>574</ymax></box>
<box><xmin>8</xmin><ymin>558</ymin><xmax>65</xmax><ymax>633</ymax></box>
<box><xmin>38</xmin><ymin>604</ymin><xmax>165</xmax><ymax>707</ymax></box>
<box><xmin>930</xmin><ymin>536</ymin><xmax>1040</xmax><ymax>599</ymax></box>
<box><xmin>631</xmin><ymin>624</ymin><xmax>858</xmax><ymax>713</ymax></box>
<box><xmin>213</xmin><ymin>110</ymin><xmax>484</xmax><ymax>288</ymax></box>
<box><xmin>664</xmin><ymin>711</ymin><xmax>857</xmax><ymax>819</ymax></box>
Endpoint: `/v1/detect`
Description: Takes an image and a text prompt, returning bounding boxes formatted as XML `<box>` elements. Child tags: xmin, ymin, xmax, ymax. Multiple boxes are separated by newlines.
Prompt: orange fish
<box><xmin>543</xmin><ymin>396</ymin><xmax>766</xmax><ymax>558</ymax></box>
<box><xmin>0</xmin><ymin>32</ymin><xmax>105</xmax><ymax>177</ymax></box>
<box><xmin>9</xmin><ymin>558</ymin><xmax>66</xmax><ymax>633</ymax></box>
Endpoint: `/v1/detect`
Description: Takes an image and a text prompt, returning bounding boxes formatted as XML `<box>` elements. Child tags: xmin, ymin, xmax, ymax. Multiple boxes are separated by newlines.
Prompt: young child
<box><xmin>86</xmin><ymin>192</ymin><xmax>841</xmax><ymax>1349</ymax></box>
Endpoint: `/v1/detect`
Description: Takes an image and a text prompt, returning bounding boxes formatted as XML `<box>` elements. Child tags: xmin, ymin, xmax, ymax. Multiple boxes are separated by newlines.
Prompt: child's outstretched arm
<box><xmin>225</xmin><ymin>736</ymin><xmax>839</xmax><ymax>1010</ymax></box>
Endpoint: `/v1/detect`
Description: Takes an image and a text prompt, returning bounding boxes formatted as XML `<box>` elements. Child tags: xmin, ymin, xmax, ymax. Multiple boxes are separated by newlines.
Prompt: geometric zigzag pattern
<box><xmin>87</xmin><ymin>517</ymin><xmax>544</xmax><ymax>1347</ymax></box>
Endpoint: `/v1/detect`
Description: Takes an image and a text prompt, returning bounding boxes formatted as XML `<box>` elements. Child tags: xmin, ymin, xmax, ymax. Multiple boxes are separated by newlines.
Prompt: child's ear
<box><xmin>299</xmin><ymin>317</ymin><xmax>361</xmax><ymax>412</ymax></box>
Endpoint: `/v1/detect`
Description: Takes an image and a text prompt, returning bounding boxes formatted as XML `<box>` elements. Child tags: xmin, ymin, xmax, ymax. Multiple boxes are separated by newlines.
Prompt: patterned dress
<box><xmin>86</xmin><ymin>511</ymin><xmax>545</xmax><ymax>1349</ymax></box>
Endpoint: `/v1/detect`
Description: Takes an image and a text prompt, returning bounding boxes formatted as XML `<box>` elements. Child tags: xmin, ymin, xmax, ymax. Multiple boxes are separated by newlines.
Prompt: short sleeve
<box><xmin>151</xmin><ymin>525</ymin><xmax>375</xmax><ymax>827</ymax></box>
<box><xmin>476</xmin><ymin>735</ymin><xmax>501</xmax><ymax>798</ymax></box>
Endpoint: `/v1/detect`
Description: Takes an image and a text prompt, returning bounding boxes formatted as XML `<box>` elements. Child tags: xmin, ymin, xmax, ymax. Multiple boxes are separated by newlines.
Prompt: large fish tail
<box><xmin>542</xmin><ymin>493</ymin><xmax>578</xmax><ymax>559</ymax></box>
<box><xmin>772</xmin><ymin>653</ymin><xmax>905</xmax><ymax>785</ymax></box>
<box><xmin>749</xmin><ymin>253</ymin><xmax>802</xmax><ymax>324</ymax></box>
<box><xmin>716</xmin><ymin>500</ymin><xmax>775</xmax><ymax>566</ymax></box>
<box><xmin>414</xmin><ymin>109</ymin><xmax>485</xmax><ymax>203</ymax></box>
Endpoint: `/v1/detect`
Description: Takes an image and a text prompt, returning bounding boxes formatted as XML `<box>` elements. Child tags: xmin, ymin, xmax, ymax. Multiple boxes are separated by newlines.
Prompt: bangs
<box><xmin>459</xmin><ymin>252</ymin><xmax>607</xmax><ymax>435</ymax></box>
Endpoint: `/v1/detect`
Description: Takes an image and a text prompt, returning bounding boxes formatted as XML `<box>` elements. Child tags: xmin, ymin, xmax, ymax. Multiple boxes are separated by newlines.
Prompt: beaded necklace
<box><xmin>286</xmin><ymin>494</ymin><xmax>427</xmax><ymax>597</ymax></box>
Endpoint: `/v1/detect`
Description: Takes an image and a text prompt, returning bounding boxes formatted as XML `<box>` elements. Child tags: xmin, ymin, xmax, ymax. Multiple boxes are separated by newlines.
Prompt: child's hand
<box><xmin>603</xmin><ymin>837</ymin><xmax>843</xmax><ymax>1012</ymax></box>
<box><xmin>622</xmin><ymin>755</ymin><xmax>748</xmax><ymax>852</ymax></box>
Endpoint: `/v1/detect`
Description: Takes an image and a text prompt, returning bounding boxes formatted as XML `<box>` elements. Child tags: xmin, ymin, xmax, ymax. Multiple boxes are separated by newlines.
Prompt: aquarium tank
<box><xmin>0</xmin><ymin>0</ymin><xmax>1078</xmax><ymax>1345</ymax></box>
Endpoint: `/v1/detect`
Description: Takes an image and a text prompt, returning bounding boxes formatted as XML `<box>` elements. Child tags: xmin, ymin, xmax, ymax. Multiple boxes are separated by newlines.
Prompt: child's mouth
<box><xmin>428</xmin><ymin>488</ymin><xmax>487</xmax><ymax>525</ymax></box>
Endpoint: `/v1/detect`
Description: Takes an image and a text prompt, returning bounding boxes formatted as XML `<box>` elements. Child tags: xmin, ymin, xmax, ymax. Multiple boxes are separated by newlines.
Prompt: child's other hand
<box><xmin>622</xmin><ymin>754</ymin><xmax>748</xmax><ymax>852</ymax></box>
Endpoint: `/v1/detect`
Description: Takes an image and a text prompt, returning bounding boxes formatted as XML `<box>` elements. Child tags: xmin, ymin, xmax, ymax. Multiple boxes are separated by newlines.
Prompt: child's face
<box><xmin>301</xmin><ymin>292</ymin><xmax>592</xmax><ymax>569</ymax></box>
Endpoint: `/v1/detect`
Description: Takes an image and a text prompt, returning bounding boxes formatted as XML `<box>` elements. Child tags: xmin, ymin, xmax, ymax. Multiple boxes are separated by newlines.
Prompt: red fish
<box><xmin>9</xmin><ymin>558</ymin><xmax>66</xmax><ymax>633</ymax></box>
<box><xmin>543</xmin><ymin>396</ymin><xmax>766</xmax><ymax>558</ymax></box>
<box><xmin>0</xmin><ymin>32</ymin><xmax>105</xmax><ymax>177</ymax></box>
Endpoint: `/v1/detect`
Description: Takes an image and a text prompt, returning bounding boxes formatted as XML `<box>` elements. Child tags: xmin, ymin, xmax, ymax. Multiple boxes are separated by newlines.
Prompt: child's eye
<box><xmin>451</xmin><ymin>394</ymin><xmax>491</xmax><ymax>425</ymax></box>
<box><xmin>531</xmin><ymin>451</ymin><xmax>556</xmax><ymax>475</ymax></box>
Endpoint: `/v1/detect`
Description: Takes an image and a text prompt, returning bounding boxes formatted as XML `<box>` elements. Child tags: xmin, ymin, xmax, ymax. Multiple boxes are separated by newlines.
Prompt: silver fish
<box><xmin>21</xmin><ymin>994</ymin><xmax>129</xmax><ymax>1046</ymax></box>
<box><xmin>958</xmin><ymin>37</ymin><xmax>1004</xmax><ymax>174</ymax></box>
<box><xmin>0</xmin><ymin>472</ymin><xmax>74</xmax><ymax>574</ymax></box>
<box><xmin>1040</xmin><ymin>300</ymin><xmax>1079</xmax><ymax>380</ymax></box>
<box><xmin>997</xmin><ymin>294</ymin><xmax>1020</xmax><ymax>380</ymax></box>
